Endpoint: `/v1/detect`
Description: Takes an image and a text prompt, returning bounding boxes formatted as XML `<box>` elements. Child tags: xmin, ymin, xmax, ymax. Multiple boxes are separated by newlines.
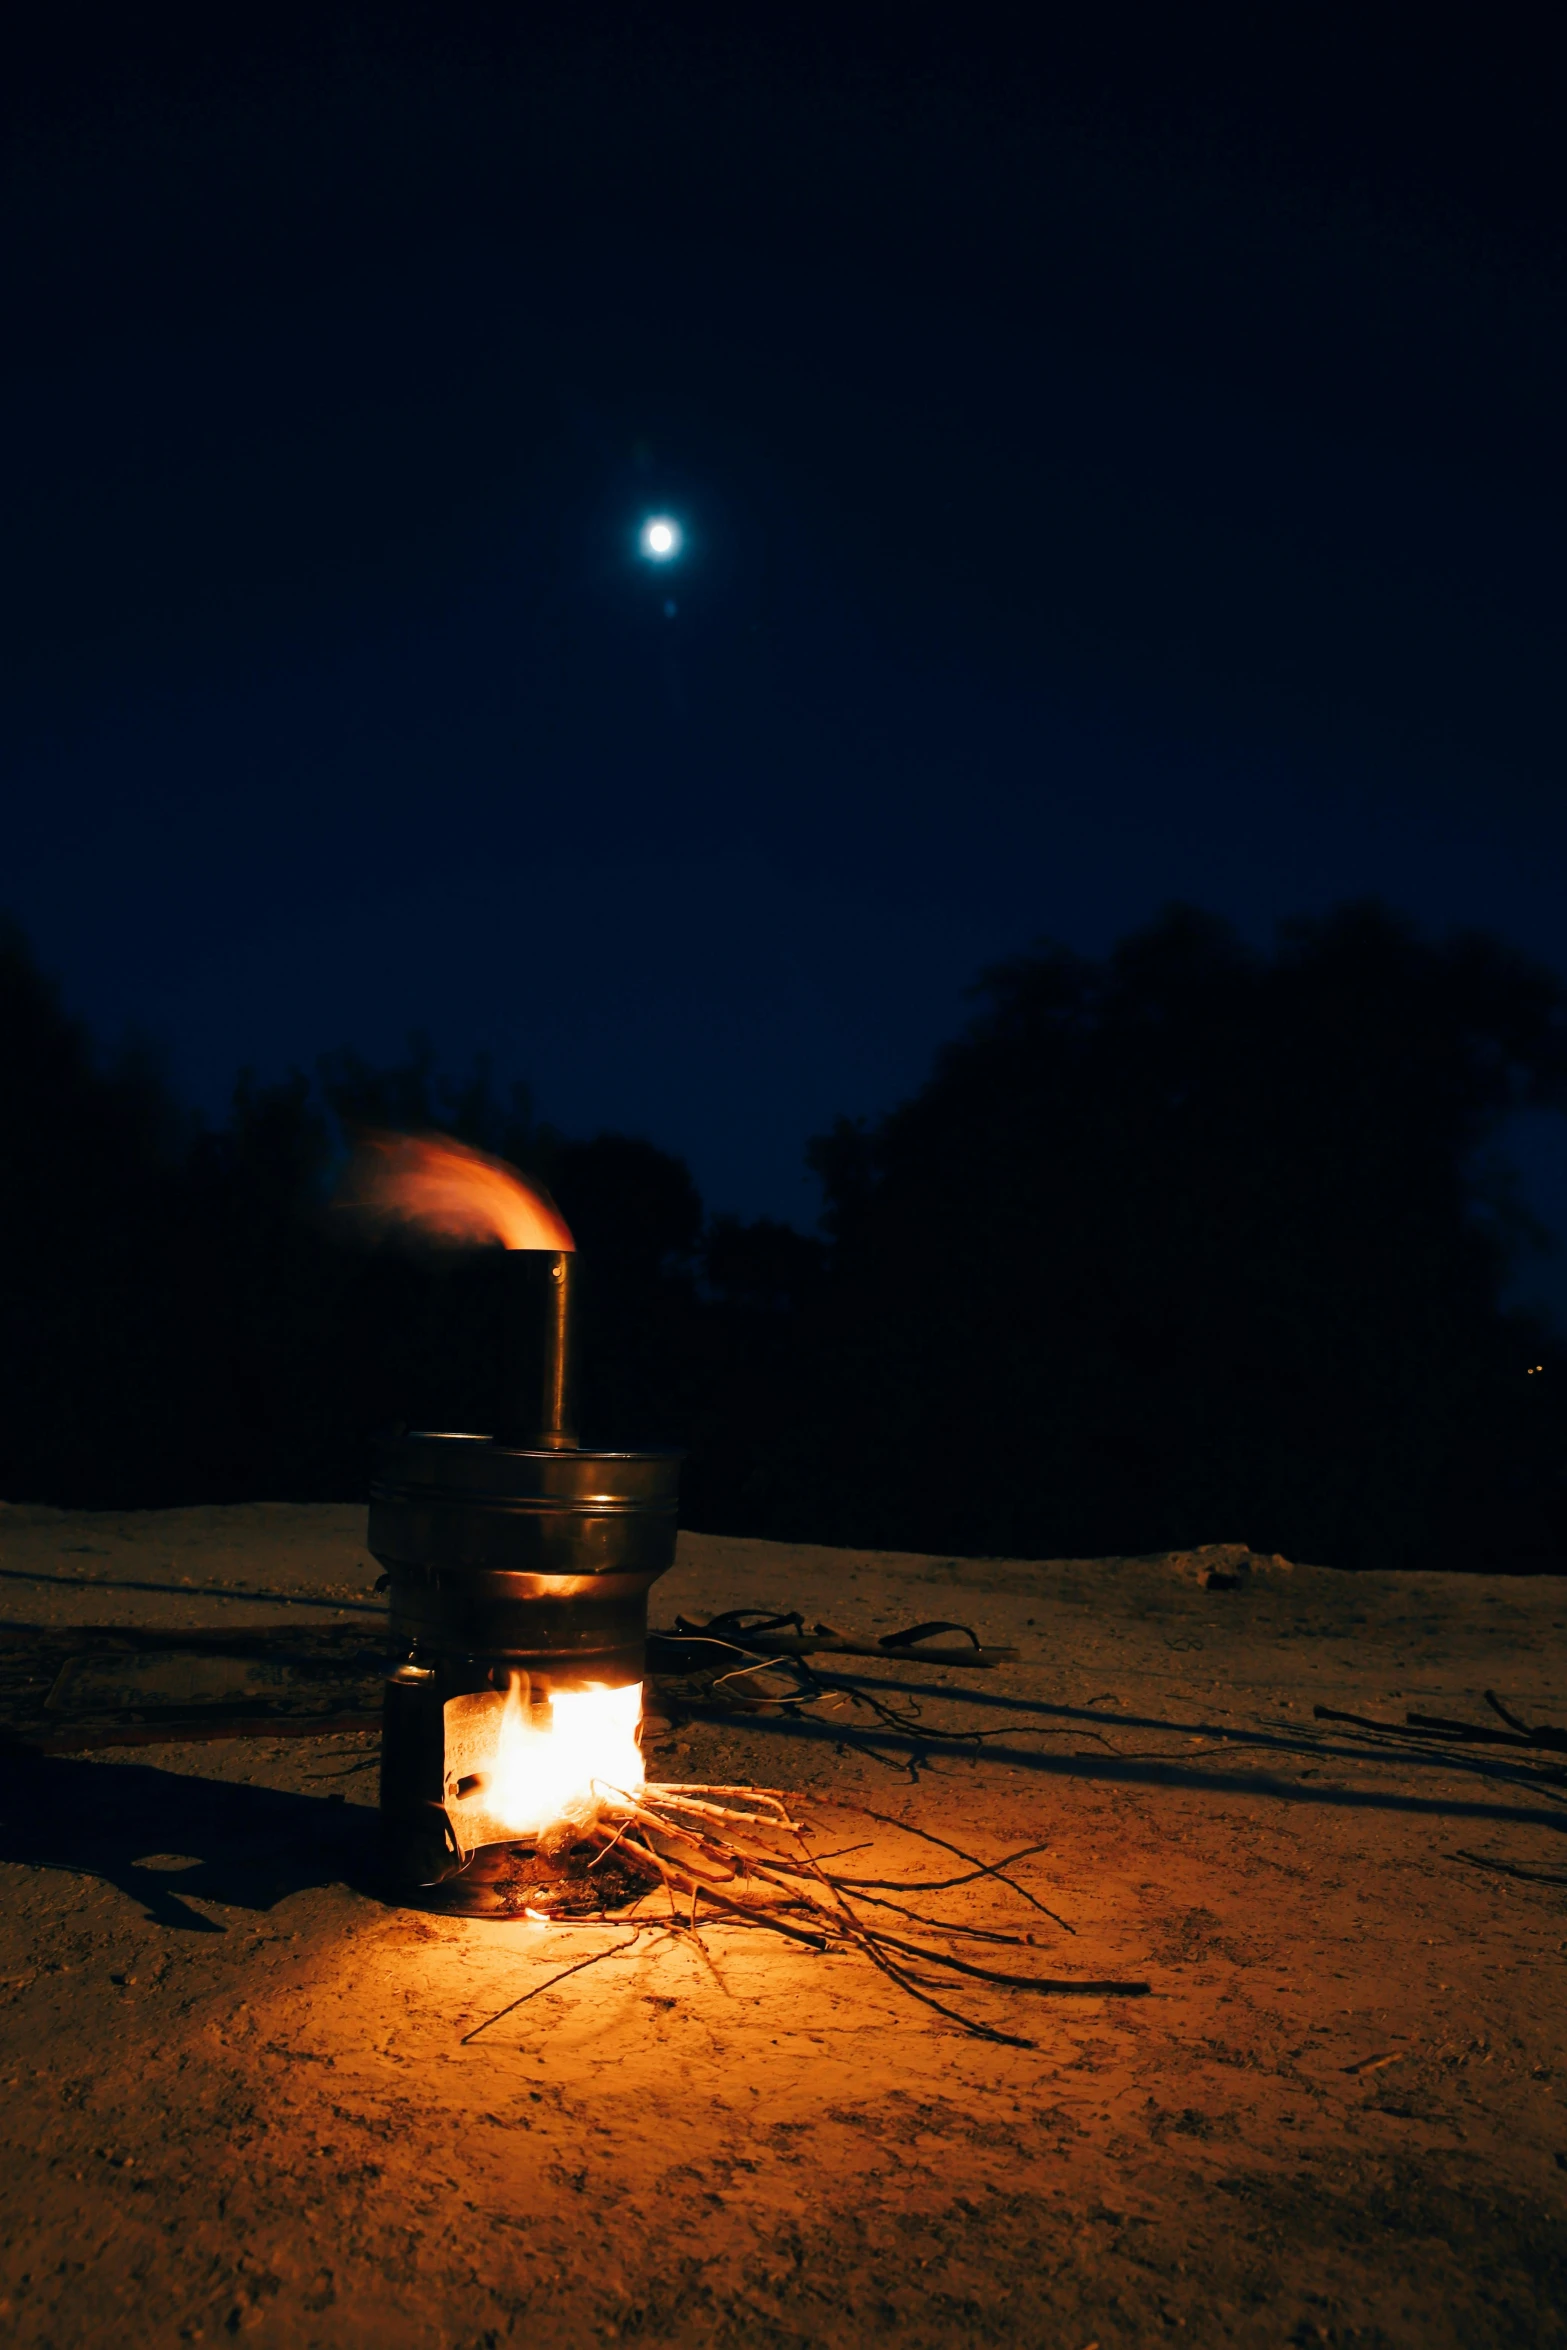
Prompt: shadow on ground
<box><xmin>712</xmin><ymin>1676</ymin><xmax>1567</xmax><ymax>1836</ymax></box>
<box><xmin>0</xmin><ymin>1751</ymin><xmax>380</xmax><ymax>1930</ymax></box>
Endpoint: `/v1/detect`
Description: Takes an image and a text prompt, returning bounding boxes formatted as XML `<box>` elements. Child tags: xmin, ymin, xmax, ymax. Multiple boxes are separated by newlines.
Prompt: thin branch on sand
<box><xmin>460</xmin><ymin>1927</ymin><xmax>655</xmax><ymax>2044</ymax></box>
<box><xmin>836</xmin><ymin>1814</ymin><xmax>1076</xmax><ymax>1929</ymax></box>
<box><xmin>1454</xmin><ymin>1847</ymin><xmax>1567</xmax><ymax>1888</ymax></box>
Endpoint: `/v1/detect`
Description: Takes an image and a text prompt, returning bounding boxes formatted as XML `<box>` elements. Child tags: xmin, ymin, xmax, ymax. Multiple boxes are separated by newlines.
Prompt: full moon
<box><xmin>640</xmin><ymin>515</ymin><xmax>682</xmax><ymax>560</ymax></box>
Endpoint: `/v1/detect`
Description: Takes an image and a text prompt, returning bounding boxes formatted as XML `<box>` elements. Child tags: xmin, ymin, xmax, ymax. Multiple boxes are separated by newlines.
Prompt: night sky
<box><xmin>6</xmin><ymin>7</ymin><xmax>1567</xmax><ymax>1305</ymax></box>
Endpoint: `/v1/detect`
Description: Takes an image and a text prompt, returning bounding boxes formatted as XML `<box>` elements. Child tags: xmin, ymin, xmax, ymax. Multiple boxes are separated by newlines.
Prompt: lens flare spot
<box><xmin>640</xmin><ymin>516</ymin><xmax>681</xmax><ymax>560</ymax></box>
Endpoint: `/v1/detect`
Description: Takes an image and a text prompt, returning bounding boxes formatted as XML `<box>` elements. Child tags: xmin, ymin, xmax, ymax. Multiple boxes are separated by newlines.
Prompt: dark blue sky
<box><xmin>5</xmin><ymin>6</ymin><xmax>1567</xmax><ymax>1305</ymax></box>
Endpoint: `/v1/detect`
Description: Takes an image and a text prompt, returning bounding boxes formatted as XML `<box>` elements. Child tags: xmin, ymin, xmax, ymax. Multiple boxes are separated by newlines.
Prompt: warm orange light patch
<box><xmin>342</xmin><ymin>1131</ymin><xmax>574</xmax><ymax>1251</ymax></box>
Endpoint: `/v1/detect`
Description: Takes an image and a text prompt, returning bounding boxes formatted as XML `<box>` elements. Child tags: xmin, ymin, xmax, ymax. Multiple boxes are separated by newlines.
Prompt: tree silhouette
<box><xmin>0</xmin><ymin>922</ymin><xmax>190</xmax><ymax>1504</ymax></box>
<box><xmin>795</xmin><ymin>904</ymin><xmax>1567</xmax><ymax>1568</ymax></box>
<box><xmin>0</xmin><ymin>906</ymin><xmax>1562</xmax><ymax>1568</ymax></box>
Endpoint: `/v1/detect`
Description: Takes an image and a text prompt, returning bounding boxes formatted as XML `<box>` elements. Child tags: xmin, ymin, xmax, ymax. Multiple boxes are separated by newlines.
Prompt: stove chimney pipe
<box><xmin>497</xmin><ymin>1248</ymin><xmax>577</xmax><ymax>1450</ymax></box>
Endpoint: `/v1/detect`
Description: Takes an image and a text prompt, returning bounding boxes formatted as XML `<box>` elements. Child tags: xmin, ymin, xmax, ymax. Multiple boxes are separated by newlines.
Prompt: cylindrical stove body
<box><xmin>371</xmin><ymin>1430</ymin><xmax>681</xmax><ymax>1905</ymax></box>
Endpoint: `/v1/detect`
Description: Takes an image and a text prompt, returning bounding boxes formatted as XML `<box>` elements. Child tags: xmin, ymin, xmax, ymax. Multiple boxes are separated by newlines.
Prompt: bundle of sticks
<box><xmin>465</xmin><ymin>1781</ymin><xmax>1148</xmax><ymax>2051</ymax></box>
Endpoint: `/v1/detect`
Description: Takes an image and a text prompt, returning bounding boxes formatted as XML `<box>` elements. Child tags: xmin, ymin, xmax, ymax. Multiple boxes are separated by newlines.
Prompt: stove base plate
<box><xmin>410</xmin><ymin>1835</ymin><xmax>649</xmax><ymax>1920</ymax></box>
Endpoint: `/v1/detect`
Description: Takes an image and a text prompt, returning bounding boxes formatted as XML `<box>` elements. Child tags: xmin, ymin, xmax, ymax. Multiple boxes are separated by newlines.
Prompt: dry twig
<box><xmin>838</xmin><ymin>1813</ymin><xmax>1076</xmax><ymax>1929</ymax></box>
<box><xmin>1314</xmin><ymin>1697</ymin><xmax>1567</xmax><ymax>1755</ymax></box>
<box><xmin>471</xmin><ymin>1782</ymin><xmax>1149</xmax><ymax>2049</ymax></box>
<box><xmin>460</xmin><ymin>1927</ymin><xmax>654</xmax><ymax>2044</ymax></box>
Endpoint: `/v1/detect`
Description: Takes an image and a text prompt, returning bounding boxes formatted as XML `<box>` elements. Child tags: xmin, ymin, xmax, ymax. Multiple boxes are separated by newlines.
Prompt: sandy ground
<box><xmin>1</xmin><ymin>1500</ymin><xmax>1565</xmax><ymax>2348</ymax></box>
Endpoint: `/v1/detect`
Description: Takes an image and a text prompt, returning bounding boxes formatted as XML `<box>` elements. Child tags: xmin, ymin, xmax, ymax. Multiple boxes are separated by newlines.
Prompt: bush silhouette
<box><xmin>0</xmin><ymin>904</ymin><xmax>1562</xmax><ymax>1568</ymax></box>
<box><xmin>789</xmin><ymin>904</ymin><xmax>1567</xmax><ymax>1568</ymax></box>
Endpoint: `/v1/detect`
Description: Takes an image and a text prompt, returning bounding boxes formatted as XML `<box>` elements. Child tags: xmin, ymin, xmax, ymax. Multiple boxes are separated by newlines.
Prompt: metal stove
<box><xmin>370</xmin><ymin>1248</ymin><xmax>681</xmax><ymax>1911</ymax></box>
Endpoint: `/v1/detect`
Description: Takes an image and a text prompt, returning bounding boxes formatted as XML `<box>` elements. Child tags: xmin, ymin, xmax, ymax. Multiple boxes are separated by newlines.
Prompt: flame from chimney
<box><xmin>341</xmin><ymin>1130</ymin><xmax>574</xmax><ymax>1252</ymax></box>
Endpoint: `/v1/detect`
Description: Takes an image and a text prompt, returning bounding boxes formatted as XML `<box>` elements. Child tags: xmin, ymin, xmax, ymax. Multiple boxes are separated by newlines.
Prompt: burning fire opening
<box><xmin>445</xmin><ymin>1677</ymin><xmax>645</xmax><ymax>1851</ymax></box>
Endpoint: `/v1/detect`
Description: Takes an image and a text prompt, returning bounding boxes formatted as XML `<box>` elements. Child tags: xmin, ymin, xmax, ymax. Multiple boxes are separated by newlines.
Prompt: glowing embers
<box><xmin>443</xmin><ymin>1676</ymin><xmax>644</xmax><ymax>1855</ymax></box>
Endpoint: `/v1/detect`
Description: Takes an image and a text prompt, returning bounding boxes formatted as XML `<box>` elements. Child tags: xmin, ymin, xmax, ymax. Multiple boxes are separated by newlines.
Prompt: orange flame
<box><xmin>443</xmin><ymin>1676</ymin><xmax>645</xmax><ymax>1852</ymax></box>
<box><xmin>487</xmin><ymin>1676</ymin><xmax>644</xmax><ymax>1836</ymax></box>
<box><xmin>341</xmin><ymin>1131</ymin><xmax>574</xmax><ymax>1251</ymax></box>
